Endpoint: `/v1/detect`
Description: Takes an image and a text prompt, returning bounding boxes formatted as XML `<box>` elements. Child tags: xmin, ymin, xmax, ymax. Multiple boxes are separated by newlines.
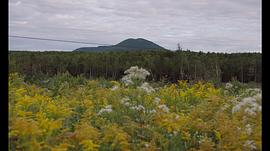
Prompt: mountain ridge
<box><xmin>74</xmin><ymin>38</ymin><xmax>167</xmax><ymax>52</ymax></box>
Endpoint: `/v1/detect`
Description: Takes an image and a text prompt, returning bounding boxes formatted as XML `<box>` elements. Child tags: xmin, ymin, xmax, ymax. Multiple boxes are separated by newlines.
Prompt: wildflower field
<box><xmin>9</xmin><ymin>66</ymin><xmax>261</xmax><ymax>151</ymax></box>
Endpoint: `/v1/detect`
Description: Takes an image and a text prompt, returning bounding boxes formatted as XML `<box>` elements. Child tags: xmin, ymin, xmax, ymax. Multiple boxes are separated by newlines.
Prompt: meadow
<box><xmin>9</xmin><ymin>66</ymin><xmax>261</xmax><ymax>151</ymax></box>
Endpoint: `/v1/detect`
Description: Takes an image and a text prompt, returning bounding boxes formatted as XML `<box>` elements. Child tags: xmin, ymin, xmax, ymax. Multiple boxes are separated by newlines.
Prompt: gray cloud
<box><xmin>9</xmin><ymin>0</ymin><xmax>261</xmax><ymax>52</ymax></box>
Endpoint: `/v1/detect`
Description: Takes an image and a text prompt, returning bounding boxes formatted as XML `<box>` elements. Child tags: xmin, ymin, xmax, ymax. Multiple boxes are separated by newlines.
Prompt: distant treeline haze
<box><xmin>9</xmin><ymin>51</ymin><xmax>261</xmax><ymax>83</ymax></box>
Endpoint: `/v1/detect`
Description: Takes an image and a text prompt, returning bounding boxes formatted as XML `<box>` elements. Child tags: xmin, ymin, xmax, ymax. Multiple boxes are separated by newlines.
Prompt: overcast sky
<box><xmin>9</xmin><ymin>0</ymin><xmax>261</xmax><ymax>52</ymax></box>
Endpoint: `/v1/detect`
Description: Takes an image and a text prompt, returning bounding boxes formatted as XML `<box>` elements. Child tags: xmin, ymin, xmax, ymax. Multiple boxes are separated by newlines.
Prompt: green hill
<box><xmin>74</xmin><ymin>38</ymin><xmax>167</xmax><ymax>52</ymax></box>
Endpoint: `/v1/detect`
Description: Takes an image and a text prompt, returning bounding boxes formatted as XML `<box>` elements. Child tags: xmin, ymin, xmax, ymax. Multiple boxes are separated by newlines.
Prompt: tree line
<box><xmin>9</xmin><ymin>50</ymin><xmax>261</xmax><ymax>83</ymax></box>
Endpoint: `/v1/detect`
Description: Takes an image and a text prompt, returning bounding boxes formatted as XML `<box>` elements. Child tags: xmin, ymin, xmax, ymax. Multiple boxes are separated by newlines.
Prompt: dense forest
<box><xmin>9</xmin><ymin>50</ymin><xmax>261</xmax><ymax>83</ymax></box>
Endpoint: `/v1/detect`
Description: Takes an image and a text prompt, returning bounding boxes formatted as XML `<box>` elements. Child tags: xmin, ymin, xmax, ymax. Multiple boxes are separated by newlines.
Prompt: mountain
<box><xmin>73</xmin><ymin>38</ymin><xmax>167</xmax><ymax>52</ymax></box>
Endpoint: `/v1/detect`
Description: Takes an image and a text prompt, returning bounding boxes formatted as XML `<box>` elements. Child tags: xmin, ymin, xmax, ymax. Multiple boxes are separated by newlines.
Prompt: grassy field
<box><xmin>9</xmin><ymin>67</ymin><xmax>261</xmax><ymax>151</ymax></box>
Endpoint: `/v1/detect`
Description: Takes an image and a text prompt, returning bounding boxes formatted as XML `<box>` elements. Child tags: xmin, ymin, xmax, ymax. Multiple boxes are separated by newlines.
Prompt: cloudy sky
<box><xmin>9</xmin><ymin>0</ymin><xmax>261</xmax><ymax>52</ymax></box>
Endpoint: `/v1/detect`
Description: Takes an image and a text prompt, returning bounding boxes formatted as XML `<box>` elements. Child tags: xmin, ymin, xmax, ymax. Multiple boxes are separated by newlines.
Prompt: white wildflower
<box><xmin>124</xmin><ymin>102</ymin><xmax>130</xmax><ymax>106</ymax></box>
<box><xmin>244</xmin><ymin>108</ymin><xmax>256</xmax><ymax>116</ymax></box>
<box><xmin>224</xmin><ymin>90</ymin><xmax>229</xmax><ymax>94</ymax></box>
<box><xmin>245</xmin><ymin>124</ymin><xmax>252</xmax><ymax>135</ymax></box>
<box><xmin>138</xmin><ymin>82</ymin><xmax>155</xmax><ymax>94</ymax></box>
<box><xmin>131</xmin><ymin>105</ymin><xmax>145</xmax><ymax>113</ymax></box>
<box><xmin>111</xmin><ymin>85</ymin><xmax>119</xmax><ymax>91</ymax></box>
<box><xmin>144</xmin><ymin>143</ymin><xmax>150</xmax><ymax>148</ymax></box>
<box><xmin>158</xmin><ymin>104</ymin><xmax>170</xmax><ymax>113</ymax></box>
<box><xmin>225</xmin><ymin>83</ymin><xmax>233</xmax><ymax>89</ymax></box>
<box><xmin>232</xmin><ymin>104</ymin><xmax>241</xmax><ymax>113</ymax></box>
<box><xmin>244</xmin><ymin>140</ymin><xmax>257</xmax><ymax>150</ymax></box>
<box><xmin>121</xmin><ymin>66</ymin><xmax>150</xmax><ymax>85</ymax></box>
<box><xmin>230</xmin><ymin>98</ymin><xmax>238</xmax><ymax>104</ymax></box>
<box><xmin>149</xmin><ymin>109</ymin><xmax>156</xmax><ymax>114</ymax></box>
<box><xmin>120</xmin><ymin>97</ymin><xmax>131</xmax><ymax>106</ymax></box>
<box><xmin>120</xmin><ymin>97</ymin><xmax>130</xmax><ymax>103</ymax></box>
<box><xmin>121</xmin><ymin>75</ymin><xmax>134</xmax><ymax>86</ymax></box>
<box><xmin>124</xmin><ymin>66</ymin><xmax>150</xmax><ymax>80</ymax></box>
<box><xmin>175</xmin><ymin>115</ymin><xmax>180</xmax><ymax>120</ymax></box>
<box><xmin>258</xmin><ymin>106</ymin><xmax>261</xmax><ymax>112</ymax></box>
<box><xmin>253</xmin><ymin>93</ymin><xmax>262</xmax><ymax>101</ymax></box>
<box><xmin>154</xmin><ymin>87</ymin><xmax>160</xmax><ymax>91</ymax></box>
<box><xmin>246</xmin><ymin>88</ymin><xmax>261</xmax><ymax>95</ymax></box>
<box><xmin>153</xmin><ymin>97</ymin><xmax>161</xmax><ymax>105</ymax></box>
<box><xmin>137</xmin><ymin>105</ymin><xmax>145</xmax><ymax>111</ymax></box>
<box><xmin>98</xmin><ymin>105</ymin><xmax>113</xmax><ymax>115</ymax></box>
<box><xmin>232</xmin><ymin>97</ymin><xmax>261</xmax><ymax>115</ymax></box>
<box><xmin>98</xmin><ymin>108</ymin><xmax>112</xmax><ymax>115</ymax></box>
